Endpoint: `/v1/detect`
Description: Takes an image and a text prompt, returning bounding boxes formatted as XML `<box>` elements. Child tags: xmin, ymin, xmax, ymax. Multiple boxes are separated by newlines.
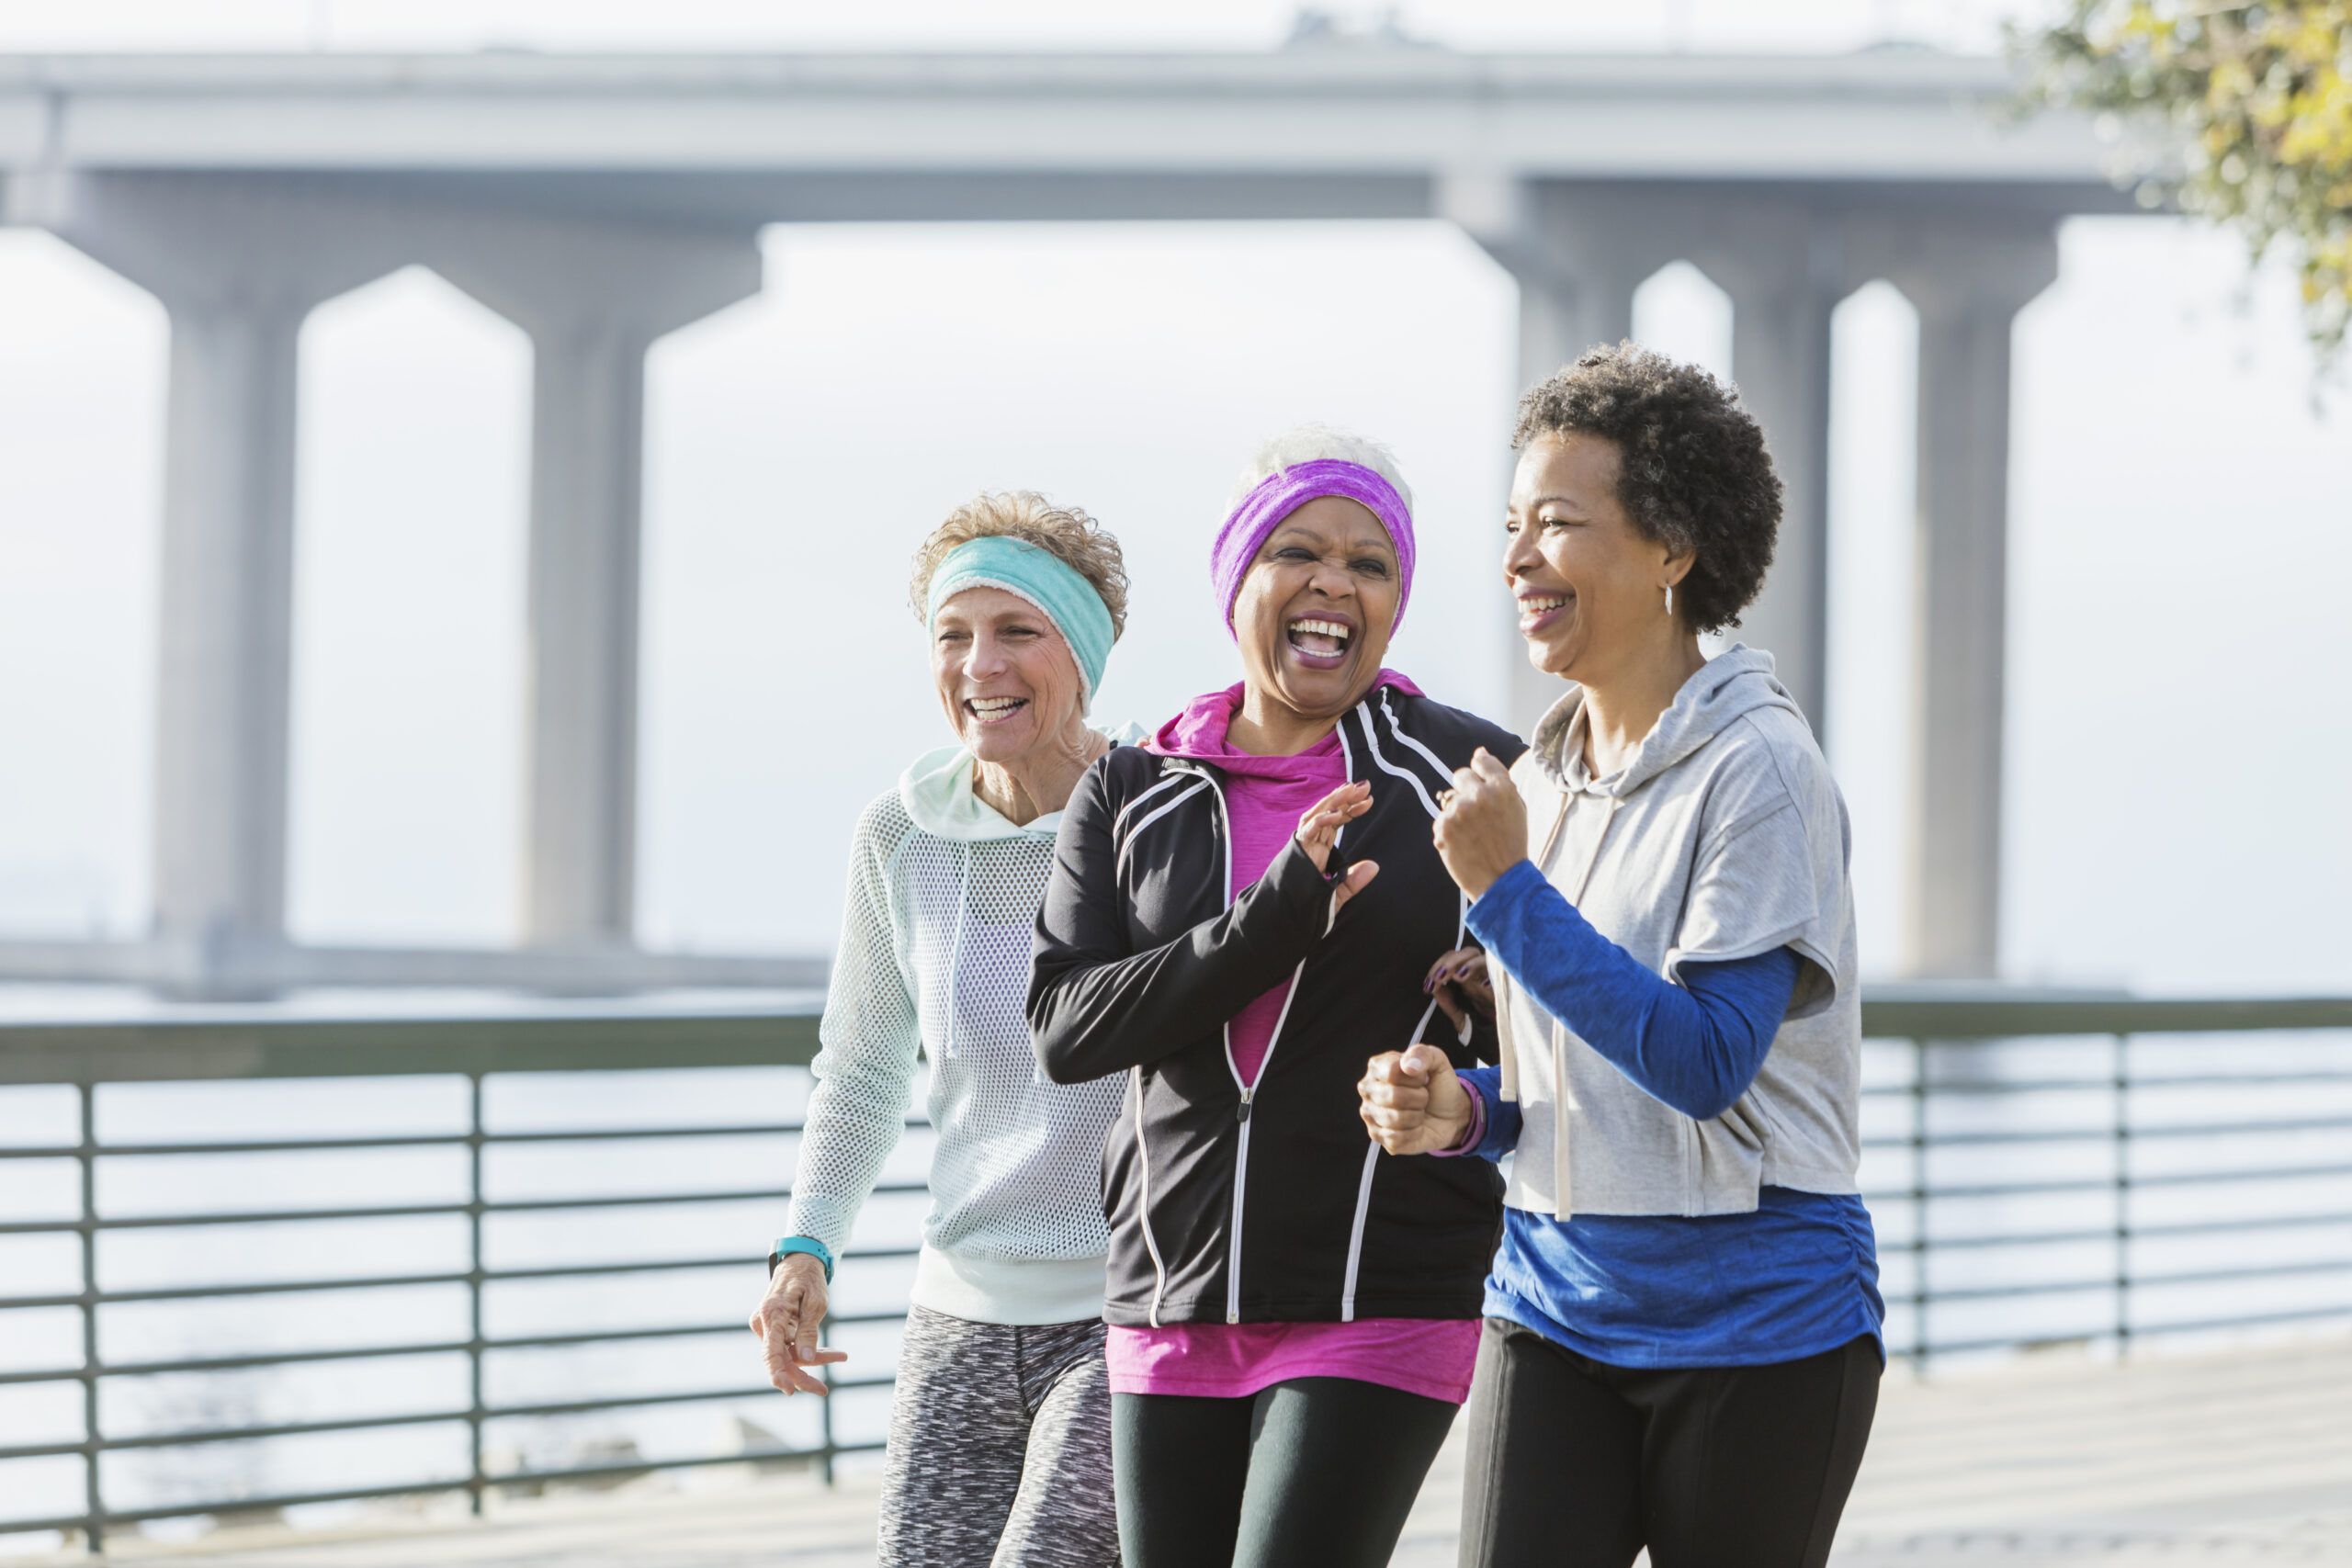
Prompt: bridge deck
<box><xmin>33</xmin><ymin>1338</ymin><xmax>2351</xmax><ymax>1567</ymax></box>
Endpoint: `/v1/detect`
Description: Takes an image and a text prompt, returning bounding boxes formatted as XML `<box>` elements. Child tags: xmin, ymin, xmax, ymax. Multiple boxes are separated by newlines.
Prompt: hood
<box><xmin>1528</xmin><ymin>644</ymin><xmax>1799</xmax><ymax>798</ymax></box>
<box><xmin>1145</xmin><ymin>670</ymin><xmax>1424</xmax><ymax>770</ymax></box>
<box><xmin>899</xmin><ymin>720</ymin><xmax>1148</xmax><ymax>841</ymax></box>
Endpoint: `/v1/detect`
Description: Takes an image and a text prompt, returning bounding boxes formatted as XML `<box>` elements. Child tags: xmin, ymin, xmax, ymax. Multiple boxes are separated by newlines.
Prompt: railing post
<box><xmin>2114</xmin><ymin>1033</ymin><xmax>2132</xmax><ymax>1360</ymax></box>
<box><xmin>819</xmin><ymin>1316</ymin><xmax>837</xmax><ymax>1488</ymax></box>
<box><xmin>1911</xmin><ymin>1037</ymin><xmax>1931</xmax><ymax>1378</ymax></box>
<box><xmin>466</xmin><ymin>1072</ymin><xmax>488</xmax><ymax>1516</ymax></box>
<box><xmin>78</xmin><ymin>1082</ymin><xmax>103</xmax><ymax>1556</ymax></box>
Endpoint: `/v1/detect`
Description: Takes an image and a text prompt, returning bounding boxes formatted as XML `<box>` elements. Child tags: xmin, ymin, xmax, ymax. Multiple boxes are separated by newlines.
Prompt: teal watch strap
<box><xmin>768</xmin><ymin>1235</ymin><xmax>834</xmax><ymax>1282</ymax></box>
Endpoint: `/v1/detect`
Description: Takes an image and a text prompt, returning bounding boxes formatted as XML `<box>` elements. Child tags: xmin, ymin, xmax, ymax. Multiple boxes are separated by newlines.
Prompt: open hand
<box><xmin>1424</xmin><ymin>948</ymin><xmax>1494</xmax><ymax>1040</ymax></box>
<box><xmin>749</xmin><ymin>1253</ymin><xmax>850</xmax><ymax>1396</ymax></box>
<box><xmin>1296</xmin><ymin>780</ymin><xmax>1380</xmax><ymax>912</ymax></box>
<box><xmin>1358</xmin><ymin>1043</ymin><xmax>1473</xmax><ymax>1156</ymax></box>
<box><xmin>1432</xmin><ymin>749</ymin><xmax>1527</xmax><ymax>899</ymax></box>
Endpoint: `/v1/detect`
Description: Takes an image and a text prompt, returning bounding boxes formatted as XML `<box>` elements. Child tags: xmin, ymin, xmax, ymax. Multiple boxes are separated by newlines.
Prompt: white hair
<box><xmin>1227</xmin><ymin>423</ymin><xmax>1414</xmax><ymax>515</ymax></box>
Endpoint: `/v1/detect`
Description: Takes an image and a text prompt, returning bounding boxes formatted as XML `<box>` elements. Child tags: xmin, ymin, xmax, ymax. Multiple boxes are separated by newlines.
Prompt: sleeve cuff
<box><xmin>1431</xmin><ymin>1078</ymin><xmax>1487</xmax><ymax>1158</ymax></box>
<box><xmin>1465</xmin><ymin>858</ymin><xmax>1548</xmax><ymax>931</ymax></box>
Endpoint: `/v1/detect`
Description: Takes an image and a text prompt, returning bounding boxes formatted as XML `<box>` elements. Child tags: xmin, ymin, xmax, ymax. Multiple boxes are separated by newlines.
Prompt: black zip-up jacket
<box><xmin>1028</xmin><ymin>685</ymin><xmax>1526</xmax><ymax>1328</ymax></box>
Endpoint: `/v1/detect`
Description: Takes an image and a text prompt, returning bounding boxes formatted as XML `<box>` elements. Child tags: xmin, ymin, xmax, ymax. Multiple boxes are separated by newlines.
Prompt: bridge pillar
<box><xmin>1707</xmin><ymin>220</ymin><xmax>1843</xmax><ymax>746</ymax></box>
<box><xmin>1862</xmin><ymin>217</ymin><xmax>2061</xmax><ymax>977</ymax></box>
<box><xmin>430</xmin><ymin>226</ymin><xmax>763</xmax><ymax>950</ymax></box>
<box><xmin>1442</xmin><ymin>175</ymin><xmax>1660</xmax><ymax>733</ymax></box>
<box><xmin>19</xmin><ymin>174</ymin><xmax>390</xmax><ymax>994</ymax></box>
<box><xmin>17</xmin><ymin>171</ymin><xmax>762</xmax><ymax>987</ymax></box>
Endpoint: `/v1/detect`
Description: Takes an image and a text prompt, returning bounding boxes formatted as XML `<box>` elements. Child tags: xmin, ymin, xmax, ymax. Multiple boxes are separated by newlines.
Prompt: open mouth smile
<box><xmin>1517</xmin><ymin>591</ymin><xmax>1574</xmax><ymax>637</ymax></box>
<box><xmin>1285</xmin><ymin>615</ymin><xmax>1354</xmax><ymax>671</ymax></box>
<box><xmin>965</xmin><ymin>695</ymin><xmax>1030</xmax><ymax>725</ymax></box>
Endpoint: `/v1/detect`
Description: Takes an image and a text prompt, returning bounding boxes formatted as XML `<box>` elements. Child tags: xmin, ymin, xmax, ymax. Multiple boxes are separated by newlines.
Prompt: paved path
<box><xmin>30</xmin><ymin>1339</ymin><xmax>2351</xmax><ymax>1566</ymax></box>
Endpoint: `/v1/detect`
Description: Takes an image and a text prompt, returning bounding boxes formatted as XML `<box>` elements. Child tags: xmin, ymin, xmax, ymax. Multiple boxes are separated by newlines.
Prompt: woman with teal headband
<box><xmin>750</xmin><ymin>492</ymin><xmax>1136</xmax><ymax>1567</ymax></box>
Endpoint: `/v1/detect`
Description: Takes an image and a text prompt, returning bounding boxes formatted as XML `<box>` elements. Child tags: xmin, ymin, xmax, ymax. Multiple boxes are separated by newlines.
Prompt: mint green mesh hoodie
<box><xmin>784</xmin><ymin>731</ymin><xmax>1137</xmax><ymax>1325</ymax></box>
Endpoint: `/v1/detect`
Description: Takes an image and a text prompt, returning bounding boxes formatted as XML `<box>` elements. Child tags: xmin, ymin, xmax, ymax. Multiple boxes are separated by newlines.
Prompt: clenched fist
<box><xmin>1432</xmin><ymin>749</ymin><xmax>1527</xmax><ymax>899</ymax></box>
<box><xmin>1358</xmin><ymin>1043</ymin><xmax>1474</xmax><ymax>1156</ymax></box>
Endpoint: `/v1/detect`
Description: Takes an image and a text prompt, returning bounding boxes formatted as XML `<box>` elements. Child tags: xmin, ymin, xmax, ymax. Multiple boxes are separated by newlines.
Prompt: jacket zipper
<box><xmin>1190</xmin><ymin>763</ymin><xmax>1317</xmax><ymax>1325</ymax></box>
<box><xmin>1131</xmin><ymin>1066</ymin><xmax>1170</xmax><ymax>1326</ymax></box>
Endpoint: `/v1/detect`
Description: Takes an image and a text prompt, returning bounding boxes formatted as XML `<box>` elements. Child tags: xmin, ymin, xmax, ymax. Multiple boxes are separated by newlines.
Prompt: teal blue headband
<box><xmin>924</xmin><ymin>536</ymin><xmax>1116</xmax><ymax>705</ymax></box>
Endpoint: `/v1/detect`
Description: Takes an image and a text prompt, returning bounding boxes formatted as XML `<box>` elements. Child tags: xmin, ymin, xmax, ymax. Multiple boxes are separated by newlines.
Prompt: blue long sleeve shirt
<box><xmin>1452</xmin><ymin>858</ymin><xmax>1883</xmax><ymax>1369</ymax></box>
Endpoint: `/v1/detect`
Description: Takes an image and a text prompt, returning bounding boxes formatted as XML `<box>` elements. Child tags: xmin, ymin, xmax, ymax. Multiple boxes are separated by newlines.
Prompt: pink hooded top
<box><xmin>1102</xmin><ymin>673</ymin><xmax>1482</xmax><ymax>1404</ymax></box>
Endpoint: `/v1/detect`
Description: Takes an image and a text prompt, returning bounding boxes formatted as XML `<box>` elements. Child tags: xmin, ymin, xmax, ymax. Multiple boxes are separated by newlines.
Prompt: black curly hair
<box><xmin>1510</xmin><ymin>342</ymin><xmax>1782</xmax><ymax>635</ymax></box>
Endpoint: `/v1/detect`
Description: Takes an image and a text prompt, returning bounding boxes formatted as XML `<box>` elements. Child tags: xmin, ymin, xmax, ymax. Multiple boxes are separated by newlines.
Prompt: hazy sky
<box><xmin>1</xmin><ymin>3</ymin><xmax>2346</xmax><ymax>992</ymax></box>
<box><xmin>0</xmin><ymin>0</ymin><xmax>2014</xmax><ymax>55</ymax></box>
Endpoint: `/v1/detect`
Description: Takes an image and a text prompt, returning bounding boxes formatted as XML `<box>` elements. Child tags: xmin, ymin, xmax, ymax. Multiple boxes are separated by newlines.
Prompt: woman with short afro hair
<box><xmin>1359</xmin><ymin>344</ymin><xmax>1884</xmax><ymax>1568</ymax></box>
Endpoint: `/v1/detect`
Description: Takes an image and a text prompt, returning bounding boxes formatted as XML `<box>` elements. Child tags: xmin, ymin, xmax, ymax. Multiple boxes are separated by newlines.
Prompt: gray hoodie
<box><xmin>1494</xmin><ymin>646</ymin><xmax>1861</xmax><ymax>1219</ymax></box>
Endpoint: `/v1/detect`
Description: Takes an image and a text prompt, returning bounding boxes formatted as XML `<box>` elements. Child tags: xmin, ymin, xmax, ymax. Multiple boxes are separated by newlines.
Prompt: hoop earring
<box><xmin>1664</xmin><ymin>583</ymin><xmax>1674</xmax><ymax>617</ymax></box>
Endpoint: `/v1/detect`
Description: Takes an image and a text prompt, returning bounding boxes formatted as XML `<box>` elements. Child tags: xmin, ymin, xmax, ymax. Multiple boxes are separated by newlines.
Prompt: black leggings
<box><xmin>1461</xmin><ymin>1318</ymin><xmax>1880</xmax><ymax>1568</ymax></box>
<box><xmin>1112</xmin><ymin>1377</ymin><xmax>1459</xmax><ymax>1568</ymax></box>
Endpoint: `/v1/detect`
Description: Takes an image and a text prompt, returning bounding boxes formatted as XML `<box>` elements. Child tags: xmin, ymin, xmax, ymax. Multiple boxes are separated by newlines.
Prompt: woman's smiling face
<box><xmin>1505</xmin><ymin>432</ymin><xmax>1685</xmax><ymax>685</ymax></box>
<box><xmin>931</xmin><ymin>586</ymin><xmax>1084</xmax><ymax>764</ymax></box>
<box><xmin>1232</xmin><ymin>495</ymin><xmax>1399</xmax><ymax>725</ymax></box>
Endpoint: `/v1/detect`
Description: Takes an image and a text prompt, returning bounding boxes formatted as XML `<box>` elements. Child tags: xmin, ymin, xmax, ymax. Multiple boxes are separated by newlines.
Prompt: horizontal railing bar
<box><xmin>9</xmin><ymin>1372</ymin><xmax>897</xmax><ymax>1460</ymax></box>
<box><xmin>16</xmin><ymin>1073</ymin><xmax>2346</xmax><ymax>1154</ymax></box>
<box><xmin>1</xmin><ymin>1406</ymin><xmax>468</xmax><ymax>1459</ymax></box>
<box><xmin>1</xmin><ymin>996</ymin><xmax>2342</xmax><ymax>1089</ymax></box>
<box><xmin>1864</xmin><ymin>1209</ymin><xmax>2352</xmax><ymax>1253</ymax></box>
<box><xmin>1899</xmin><ymin>1163</ymin><xmax>2352</xmax><ymax>1202</ymax></box>
<box><xmin>0</xmin><ymin>1338</ymin><xmax>469</xmax><ymax>1384</ymax></box>
<box><xmin>487</xmin><ymin>1384</ymin><xmax>816</xmax><ymax>1421</ymax></box>
<box><xmin>1919</xmin><ymin>1256</ymin><xmax>2352</xmax><ymax>1306</ymax></box>
<box><xmin>0</xmin><ymin>1180</ymin><xmax>932</xmax><ymax>1235</ymax></box>
<box><xmin>0</xmin><ymin>1007</ymin><xmax>828</xmax><ymax>1086</ymax></box>
<box><xmin>484</xmin><ymin>1247</ymin><xmax>922</xmax><ymax>1284</ymax></box>
<box><xmin>0</xmin><ymin>1246</ymin><xmax>924</xmax><ymax>1313</ymax></box>
<box><xmin>0</xmin><ymin>1309</ymin><xmax>910</xmax><ymax>1384</ymax></box>
<box><xmin>55</xmin><ymin>1128</ymin><xmax>2352</xmax><ymax>1175</ymax></box>
<box><xmin>1859</xmin><ymin>1070</ymin><xmax>2352</xmax><ymax>1098</ymax></box>
<box><xmin>0</xmin><ymin>1120</ymin><xmax>933</xmax><ymax>1161</ymax></box>
<box><xmin>1860</xmin><ymin>1114</ymin><xmax>2352</xmax><ymax>1151</ymax></box>
<box><xmin>1861</xmin><ymin>995</ymin><xmax>2352</xmax><ymax>1038</ymax></box>
<box><xmin>136</xmin><ymin>1158</ymin><xmax>2352</xmax><ymax>1239</ymax></box>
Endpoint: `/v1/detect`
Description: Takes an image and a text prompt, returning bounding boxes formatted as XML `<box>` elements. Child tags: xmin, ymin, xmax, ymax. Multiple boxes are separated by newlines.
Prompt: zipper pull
<box><xmin>1236</xmin><ymin>1089</ymin><xmax>1254</xmax><ymax>1124</ymax></box>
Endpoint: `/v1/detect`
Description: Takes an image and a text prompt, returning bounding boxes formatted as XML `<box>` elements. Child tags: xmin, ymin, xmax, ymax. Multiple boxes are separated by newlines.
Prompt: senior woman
<box><xmin>1029</xmin><ymin>429</ymin><xmax>1522</xmax><ymax>1568</ymax></box>
<box><xmin>1360</xmin><ymin>345</ymin><xmax>1883</xmax><ymax>1568</ymax></box>
<box><xmin>751</xmin><ymin>493</ymin><xmax>1135</xmax><ymax>1568</ymax></box>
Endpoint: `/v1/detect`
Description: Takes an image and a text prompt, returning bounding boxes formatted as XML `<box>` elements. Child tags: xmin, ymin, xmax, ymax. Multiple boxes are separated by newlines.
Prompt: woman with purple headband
<box><xmin>1029</xmin><ymin>427</ymin><xmax>1524</xmax><ymax>1567</ymax></box>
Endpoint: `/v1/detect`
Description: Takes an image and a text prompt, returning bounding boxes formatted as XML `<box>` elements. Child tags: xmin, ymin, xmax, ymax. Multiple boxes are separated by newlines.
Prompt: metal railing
<box><xmin>1</xmin><ymin>990</ymin><xmax>2348</xmax><ymax>1550</ymax></box>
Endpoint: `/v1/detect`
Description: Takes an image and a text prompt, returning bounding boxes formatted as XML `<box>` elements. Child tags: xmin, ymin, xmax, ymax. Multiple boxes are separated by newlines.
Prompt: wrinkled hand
<box><xmin>1424</xmin><ymin>948</ymin><xmax>1495</xmax><ymax>1040</ymax></box>
<box><xmin>1358</xmin><ymin>1043</ymin><xmax>1473</xmax><ymax>1156</ymax></box>
<box><xmin>1296</xmin><ymin>780</ymin><xmax>1380</xmax><ymax>912</ymax></box>
<box><xmin>1432</xmin><ymin>749</ymin><xmax>1527</xmax><ymax>899</ymax></box>
<box><xmin>749</xmin><ymin>1254</ymin><xmax>849</xmax><ymax>1396</ymax></box>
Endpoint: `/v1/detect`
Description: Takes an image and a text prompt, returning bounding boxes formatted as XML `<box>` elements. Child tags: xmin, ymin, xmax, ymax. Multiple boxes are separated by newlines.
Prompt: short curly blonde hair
<box><xmin>908</xmin><ymin>491</ymin><xmax>1130</xmax><ymax>639</ymax></box>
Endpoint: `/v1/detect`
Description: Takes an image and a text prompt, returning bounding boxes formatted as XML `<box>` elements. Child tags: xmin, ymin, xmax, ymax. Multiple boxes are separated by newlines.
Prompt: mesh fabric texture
<box><xmin>786</xmin><ymin>790</ymin><xmax>1124</xmax><ymax>1296</ymax></box>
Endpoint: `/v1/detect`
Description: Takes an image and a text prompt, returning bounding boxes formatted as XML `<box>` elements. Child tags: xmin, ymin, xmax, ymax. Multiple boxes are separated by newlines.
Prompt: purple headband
<box><xmin>1209</xmin><ymin>458</ymin><xmax>1417</xmax><ymax>638</ymax></box>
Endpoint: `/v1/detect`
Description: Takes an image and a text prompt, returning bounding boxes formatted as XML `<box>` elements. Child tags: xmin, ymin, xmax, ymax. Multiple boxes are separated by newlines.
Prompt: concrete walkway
<box><xmin>29</xmin><ymin>1339</ymin><xmax>2351</xmax><ymax>1566</ymax></box>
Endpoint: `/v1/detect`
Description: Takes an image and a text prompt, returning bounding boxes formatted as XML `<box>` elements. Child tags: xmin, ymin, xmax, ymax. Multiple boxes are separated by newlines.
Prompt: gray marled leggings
<box><xmin>876</xmin><ymin>1304</ymin><xmax>1121</xmax><ymax>1568</ymax></box>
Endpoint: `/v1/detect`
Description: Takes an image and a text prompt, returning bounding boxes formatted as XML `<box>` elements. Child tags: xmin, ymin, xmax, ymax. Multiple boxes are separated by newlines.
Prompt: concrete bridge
<box><xmin>0</xmin><ymin>46</ymin><xmax>2133</xmax><ymax>997</ymax></box>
